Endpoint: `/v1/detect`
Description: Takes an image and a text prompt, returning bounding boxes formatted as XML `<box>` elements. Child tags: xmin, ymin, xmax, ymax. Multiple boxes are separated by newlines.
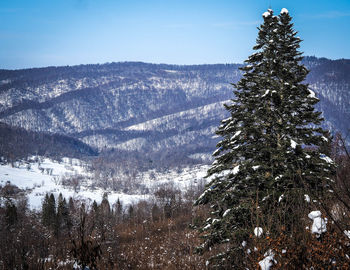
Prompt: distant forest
<box><xmin>0</xmin><ymin>122</ymin><xmax>97</xmax><ymax>162</ymax></box>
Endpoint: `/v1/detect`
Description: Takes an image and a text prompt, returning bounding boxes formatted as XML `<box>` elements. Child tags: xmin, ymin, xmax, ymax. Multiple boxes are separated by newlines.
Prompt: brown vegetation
<box><xmin>1</xmin><ymin>134</ymin><xmax>350</xmax><ymax>269</ymax></box>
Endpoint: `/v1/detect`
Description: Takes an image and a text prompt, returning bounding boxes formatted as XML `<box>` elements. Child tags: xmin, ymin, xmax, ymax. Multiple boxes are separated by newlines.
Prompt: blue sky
<box><xmin>1</xmin><ymin>0</ymin><xmax>349</xmax><ymax>69</ymax></box>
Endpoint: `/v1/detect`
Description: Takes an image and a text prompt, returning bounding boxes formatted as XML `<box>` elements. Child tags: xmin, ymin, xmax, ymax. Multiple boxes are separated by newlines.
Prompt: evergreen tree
<box><xmin>101</xmin><ymin>192</ymin><xmax>111</xmax><ymax>215</ymax></box>
<box><xmin>128</xmin><ymin>205</ymin><xmax>134</xmax><ymax>221</ymax></box>
<box><xmin>57</xmin><ymin>193</ymin><xmax>71</xmax><ymax>233</ymax></box>
<box><xmin>68</xmin><ymin>197</ymin><xmax>75</xmax><ymax>213</ymax></box>
<box><xmin>195</xmin><ymin>8</ymin><xmax>335</xmax><ymax>268</ymax></box>
<box><xmin>4</xmin><ymin>199</ymin><xmax>17</xmax><ymax>227</ymax></box>
<box><xmin>42</xmin><ymin>193</ymin><xmax>56</xmax><ymax>229</ymax></box>
<box><xmin>115</xmin><ymin>198</ymin><xmax>123</xmax><ymax>223</ymax></box>
<box><xmin>92</xmin><ymin>200</ymin><xmax>99</xmax><ymax>213</ymax></box>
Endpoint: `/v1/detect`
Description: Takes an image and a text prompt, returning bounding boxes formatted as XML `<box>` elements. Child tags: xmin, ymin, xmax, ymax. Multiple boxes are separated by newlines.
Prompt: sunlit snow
<box><xmin>290</xmin><ymin>139</ymin><xmax>297</xmax><ymax>149</ymax></box>
<box><xmin>254</xmin><ymin>227</ymin><xmax>263</xmax><ymax>237</ymax></box>
<box><xmin>262</xmin><ymin>11</ymin><xmax>272</xmax><ymax>17</ymax></box>
<box><xmin>0</xmin><ymin>157</ymin><xmax>209</xmax><ymax>210</ymax></box>
<box><xmin>308</xmin><ymin>211</ymin><xmax>327</xmax><ymax>236</ymax></box>
<box><xmin>259</xmin><ymin>249</ymin><xmax>276</xmax><ymax>270</ymax></box>
<box><xmin>308</xmin><ymin>89</ymin><xmax>317</xmax><ymax>99</ymax></box>
<box><xmin>280</xmin><ymin>8</ymin><xmax>289</xmax><ymax>14</ymax></box>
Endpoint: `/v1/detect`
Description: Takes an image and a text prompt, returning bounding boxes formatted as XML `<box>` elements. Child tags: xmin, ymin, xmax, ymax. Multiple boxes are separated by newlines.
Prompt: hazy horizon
<box><xmin>2</xmin><ymin>55</ymin><xmax>349</xmax><ymax>71</ymax></box>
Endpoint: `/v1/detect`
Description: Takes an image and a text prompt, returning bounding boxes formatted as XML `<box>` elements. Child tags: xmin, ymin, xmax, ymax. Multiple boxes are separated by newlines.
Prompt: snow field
<box><xmin>0</xmin><ymin>157</ymin><xmax>209</xmax><ymax>210</ymax></box>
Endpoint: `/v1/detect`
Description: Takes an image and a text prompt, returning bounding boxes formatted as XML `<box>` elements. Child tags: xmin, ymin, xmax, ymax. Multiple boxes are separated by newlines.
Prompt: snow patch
<box><xmin>321</xmin><ymin>136</ymin><xmax>328</xmax><ymax>142</ymax></box>
<box><xmin>1</xmin><ymin>157</ymin><xmax>210</xmax><ymax>210</ymax></box>
<box><xmin>263</xmin><ymin>11</ymin><xmax>271</xmax><ymax>18</ymax></box>
<box><xmin>232</xmin><ymin>165</ymin><xmax>240</xmax><ymax>175</ymax></box>
<box><xmin>308</xmin><ymin>211</ymin><xmax>327</xmax><ymax>236</ymax></box>
<box><xmin>223</xmin><ymin>208</ymin><xmax>231</xmax><ymax>217</ymax></box>
<box><xmin>212</xmin><ymin>148</ymin><xmax>221</xmax><ymax>156</ymax></box>
<box><xmin>280</xmin><ymin>8</ymin><xmax>289</xmax><ymax>14</ymax></box>
<box><xmin>308</xmin><ymin>89</ymin><xmax>316</xmax><ymax>99</ymax></box>
<box><xmin>304</xmin><ymin>194</ymin><xmax>310</xmax><ymax>203</ymax></box>
<box><xmin>320</xmin><ymin>154</ymin><xmax>333</xmax><ymax>164</ymax></box>
<box><xmin>232</xmin><ymin>130</ymin><xmax>242</xmax><ymax>140</ymax></box>
<box><xmin>290</xmin><ymin>139</ymin><xmax>297</xmax><ymax>149</ymax></box>
<box><xmin>262</xmin><ymin>90</ymin><xmax>270</xmax><ymax>97</ymax></box>
<box><xmin>344</xmin><ymin>230</ymin><xmax>350</xmax><ymax>239</ymax></box>
<box><xmin>278</xmin><ymin>194</ymin><xmax>284</xmax><ymax>203</ymax></box>
<box><xmin>204</xmin><ymin>224</ymin><xmax>211</xmax><ymax>230</ymax></box>
<box><xmin>259</xmin><ymin>250</ymin><xmax>276</xmax><ymax>270</ymax></box>
<box><xmin>163</xmin><ymin>69</ymin><xmax>178</xmax><ymax>73</ymax></box>
<box><xmin>275</xmin><ymin>175</ymin><xmax>282</xmax><ymax>180</ymax></box>
<box><xmin>254</xmin><ymin>227</ymin><xmax>263</xmax><ymax>237</ymax></box>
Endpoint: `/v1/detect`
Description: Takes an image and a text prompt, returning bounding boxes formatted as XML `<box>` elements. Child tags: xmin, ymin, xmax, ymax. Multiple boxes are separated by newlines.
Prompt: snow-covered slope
<box><xmin>0</xmin><ymin>157</ymin><xmax>209</xmax><ymax>209</ymax></box>
<box><xmin>0</xmin><ymin>58</ymin><xmax>349</xmax><ymax>164</ymax></box>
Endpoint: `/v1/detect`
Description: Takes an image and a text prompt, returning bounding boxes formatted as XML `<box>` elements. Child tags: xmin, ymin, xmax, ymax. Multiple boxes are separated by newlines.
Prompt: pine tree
<box><xmin>42</xmin><ymin>193</ymin><xmax>56</xmax><ymax>228</ymax></box>
<box><xmin>115</xmin><ymin>198</ymin><xmax>123</xmax><ymax>223</ymax></box>
<box><xmin>4</xmin><ymin>199</ymin><xmax>17</xmax><ymax>227</ymax></box>
<box><xmin>101</xmin><ymin>192</ymin><xmax>111</xmax><ymax>215</ymax></box>
<box><xmin>195</xmin><ymin>8</ymin><xmax>335</xmax><ymax>268</ymax></box>
<box><xmin>57</xmin><ymin>193</ymin><xmax>71</xmax><ymax>233</ymax></box>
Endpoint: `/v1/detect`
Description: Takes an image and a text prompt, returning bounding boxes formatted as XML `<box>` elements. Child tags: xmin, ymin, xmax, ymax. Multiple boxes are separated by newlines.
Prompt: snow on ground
<box><xmin>254</xmin><ymin>227</ymin><xmax>263</xmax><ymax>237</ymax></box>
<box><xmin>290</xmin><ymin>139</ymin><xmax>297</xmax><ymax>149</ymax></box>
<box><xmin>0</xmin><ymin>157</ymin><xmax>149</xmax><ymax>209</ymax></box>
<box><xmin>137</xmin><ymin>164</ymin><xmax>209</xmax><ymax>192</ymax></box>
<box><xmin>259</xmin><ymin>249</ymin><xmax>276</xmax><ymax>270</ymax></box>
<box><xmin>0</xmin><ymin>157</ymin><xmax>209</xmax><ymax>210</ymax></box>
<box><xmin>308</xmin><ymin>210</ymin><xmax>328</xmax><ymax>236</ymax></box>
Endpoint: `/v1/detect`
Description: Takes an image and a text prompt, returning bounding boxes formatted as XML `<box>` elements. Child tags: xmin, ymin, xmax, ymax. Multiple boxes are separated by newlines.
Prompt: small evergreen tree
<box><xmin>4</xmin><ymin>199</ymin><xmax>17</xmax><ymax>227</ymax></box>
<box><xmin>195</xmin><ymin>8</ymin><xmax>335</xmax><ymax>268</ymax></box>
<box><xmin>57</xmin><ymin>193</ymin><xmax>71</xmax><ymax>233</ymax></box>
<box><xmin>100</xmin><ymin>192</ymin><xmax>111</xmax><ymax>215</ymax></box>
<box><xmin>42</xmin><ymin>193</ymin><xmax>56</xmax><ymax>229</ymax></box>
<box><xmin>92</xmin><ymin>200</ymin><xmax>99</xmax><ymax>212</ymax></box>
<box><xmin>68</xmin><ymin>197</ymin><xmax>75</xmax><ymax>213</ymax></box>
<box><xmin>115</xmin><ymin>198</ymin><xmax>123</xmax><ymax>223</ymax></box>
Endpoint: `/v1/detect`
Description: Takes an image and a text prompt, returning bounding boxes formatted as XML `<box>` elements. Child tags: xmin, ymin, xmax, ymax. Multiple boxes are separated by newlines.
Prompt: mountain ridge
<box><xmin>0</xmin><ymin>56</ymin><xmax>349</xmax><ymax>167</ymax></box>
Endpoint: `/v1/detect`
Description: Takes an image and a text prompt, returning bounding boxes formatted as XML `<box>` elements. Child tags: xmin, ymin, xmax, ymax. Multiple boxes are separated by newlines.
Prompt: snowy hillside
<box><xmin>0</xmin><ymin>157</ymin><xmax>209</xmax><ymax>209</ymax></box>
<box><xmin>0</xmin><ymin>58</ymin><xmax>348</xmax><ymax>166</ymax></box>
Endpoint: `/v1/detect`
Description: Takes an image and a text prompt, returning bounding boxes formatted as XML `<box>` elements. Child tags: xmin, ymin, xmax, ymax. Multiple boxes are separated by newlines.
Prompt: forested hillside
<box><xmin>0</xmin><ymin>58</ymin><xmax>349</xmax><ymax>169</ymax></box>
<box><xmin>0</xmin><ymin>122</ymin><xmax>97</xmax><ymax>161</ymax></box>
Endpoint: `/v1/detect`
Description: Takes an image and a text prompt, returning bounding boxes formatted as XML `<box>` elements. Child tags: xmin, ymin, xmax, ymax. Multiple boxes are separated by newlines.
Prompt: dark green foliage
<box><xmin>0</xmin><ymin>122</ymin><xmax>97</xmax><ymax>162</ymax></box>
<box><xmin>115</xmin><ymin>198</ymin><xmax>123</xmax><ymax>218</ymax></box>
<box><xmin>4</xmin><ymin>199</ymin><xmax>18</xmax><ymax>227</ymax></box>
<box><xmin>128</xmin><ymin>205</ymin><xmax>134</xmax><ymax>220</ymax></box>
<box><xmin>101</xmin><ymin>192</ymin><xmax>111</xmax><ymax>215</ymax></box>
<box><xmin>42</xmin><ymin>192</ymin><xmax>73</xmax><ymax>236</ymax></box>
<box><xmin>195</xmin><ymin>9</ymin><xmax>335</xmax><ymax>268</ymax></box>
<box><xmin>42</xmin><ymin>193</ymin><xmax>56</xmax><ymax>229</ymax></box>
<box><xmin>68</xmin><ymin>196</ymin><xmax>75</xmax><ymax>212</ymax></box>
<box><xmin>56</xmin><ymin>193</ymin><xmax>72</xmax><ymax>233</ymax></box>
<box><xmin>92</xmin><ymin>200</ymin><xmax>98</xmax><ymax>212</ymax></box>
